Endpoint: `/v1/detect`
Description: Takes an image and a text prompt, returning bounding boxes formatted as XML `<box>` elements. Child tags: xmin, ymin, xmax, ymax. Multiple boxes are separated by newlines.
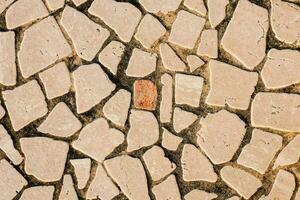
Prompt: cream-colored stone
<box><xmin>160</xmin><ymin>73</ymin><xmax>173</xmax><ymax>123</ymax></box>
<box><xmin>160</xmin><ymin>43</ymin><xmax>186</xmax><ymax>71</ymax></box>
<box><xmin>208</xmin><ymin>0</ymin><xmax>229</xmax><ymax>28</ymax></box>
<box><xmin>206</xmin><ymin>60</ymin><xmax>258</xmax><ymax>110</ymax></box>
<box><xmin>61</xmin><ymin>6</ymin><xmax>109</xmax><ymax>61</ymax></box>
<box><xmin>2</xmin><ymin>80</ymin><xmax>48</xmax><ymax>131</ymax></box>
<box><xmin>139</xmin><ymin>0</ymin><xmax>182</xmax><ymax>14</ymax></box>
<box><xmin>127</xmin><ymin>110</ymin><xmax>159</xmax><ymax>152</ymax></box>
<box><xmin>38</xmin><ymin>102</ymin><xmax>82</xmax><ymax>138</ymax></box>
<box><xmin>18</xmin><ymin>16</ymin><xmax>72</xmax><ymax>78</ymax></box>
<box><xmin>72</xmin><ymin>0</ymin><xmax>87</xmax><ymax>6</ymax></box>
<box><xmin>72</xmin><ymin>63</ymin><xmax>115</xmax><ymax>113</ymax></box>
<box><xmin>20</xmin><ymin>186</ymin><xmax>54</xmax><ymax>200</ymax></box>
<box><xmin>0</xmin><ymin>103</ymin><xmax>5</xmax><ymax>120</ymax></box>
<box><xmin>175</xmin><ymin>73</ymin><xmax>203</xmax><ymax>107</ymax></box>
<box><xmin>88</xmin><ymin>0</ymin><xmax>142</xmax><ymax>42</ymax></box>
<box><xmin>39</xmin><ymin>62</ymin><xmax>71</xmax><ymax>99</ymax></box>
<box><xmin>45</xmin><ymin>0</ymin><xmax>64</xmax><ymax>11</ymax></box>
<box><xmin>184</xmin><ymin>189</ymin><xmax>218</xmax><ymax>200</ymax></box>
<box><xmin>72</xmin><ymin>118</ymin><xmax>124</xmax><ymax>162</ymax></box>
<box><xmin>70</xmin><ymin>158</ymin><xmax>91</xmax><ymax>190</ymax></box>
<box><xmin>221</xmin><ymin>0</ymin><xmax>268</xmax><ymax>69</ymax></box>
<box><xmin>237</xmin><ymin>129</ymin><xmax>282</xmax><ymax>174</ymax></box>
<box><xmin>0</xmin><ymin>0</ymin><xmax>13</xmax><ymax>14</ymax></box>
<box><xmin>187</xmin><ymin>55</ymin><xmax>204</xmax><ymax>72</ymax></box>
<box><xmin>152</xmin><ymin>175</ymin><xmax>181</xmax><ymax>200</ymax></box>
<box><xmin>59</xmin><ymin>175</ymin><xmax>78</xmax><ymax>200</ymax></box>
<box><xmin>197</xmin><ymin>110</ymin><xmax>246</xmax><ymax>164</ymax></box>
<box><xmin>162</xmin><ymin>128</ymin><xmax>182</xmax><ymax>151</ymax></box>
<box><xmin>169</xmin><ymin>10</ymin><xmax>205</xmax><ymax>49</ymax></box>
<box><xmin>173</xmin><ymin>107</ymin><xmax>197</xmax><ymax>133</ymax></box>
<box><xmin>184</xmin><ymin>0</ymin><xmax>206</xmax><ymax>16</ymax></box>
<box><xmin>104</xmin><ymin>155</ymin><xmax>150</xmax><ymax>200</ymax></box>
<box><xmin>135</xmin><ymin>14</ymin><xmax>166</xmax><ymax>48</ymax></box>
<box><xmin>221</xmin><ymin>166</ymin><xmax>262</xmax><ymax>199</ymax></box>
<box><xmin>197</xmin><ymin>29</ymin><xmax>218</xmax><ymax>58</ymax></box>
<box><xmin>20</xmin><ymin>137</ymin><xmax>68</xmax><ymax>182</ymax></box>
<box><xmin>251</xmin><ymin>92</ymin><xmax>300</xmax><ymax>132</ymax></box>
<box><xmin>181</xmin><ymin>144</ymin><xmax>217</xmax><ymax>182</ymax></box>
<box><xmin>5</xmin><ymin>0</ymin><xmax>48</xmax><ymax>29</ymax></box>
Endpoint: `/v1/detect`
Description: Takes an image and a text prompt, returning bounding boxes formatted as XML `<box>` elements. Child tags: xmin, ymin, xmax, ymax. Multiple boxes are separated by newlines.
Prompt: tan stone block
<box><xmin>197</xmin><ymin>29</ymin><xmax>218</xmax><ymax>58</ymax></box>
<box><xmin>152</xmin><ymin>175</ymin><xmax>181</xmax><ymax>200</ymax></box>
<box><xmin>20</xmin><ymin>186</ymin><xmax>54</xmax><ymax>200</ymax></box>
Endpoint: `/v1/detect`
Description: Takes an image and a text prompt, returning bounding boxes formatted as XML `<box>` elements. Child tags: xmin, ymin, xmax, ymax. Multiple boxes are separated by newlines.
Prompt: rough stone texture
<box><xmin>208</xmin><ymin>0</ymin><xmax>229</xmax><ymax>28</ymax></box>
<box><xmin>58</xmin><ymin>175</ymin><xmax>78</xmax><ymax>200</ymax></box>
<box><xmin>133</xmin><ymin>80</ymin><xmax>157</xmax><ymax>110</ymax></box>
<box><xmin>160</xmin><ymin>73</ymin><xmax>173</xmax><ymax>123</ymax></box>
<box><xmin>187</xmin><ymin>55</ymin><xmax>204</xmax><ymax>72</ymax></box>
<box><xmin>70</xmin><ymin>158</ymin><xmax>91</xmax><ymax>190</ymax></box>
<box><xmin>184</xmin><ymin>0</ymin><xmax>207</xmax><ymax>16</ymax></box>
<box><xmin>152</xmin><ymin>175</ymin><xmax>181</xmax><ymax>200</ymax></box>
<box><xmin>197</xmin><ymin>29</ymin><xmax>218</xmax><ymax>58</ymax></box>
<box><xmin>160</xmin><ymin>43</ymin><xmax>186</xmax><ymax>71</ymax></box>
<box><xmin>19</xmin><ymin>186</ymin><xmax>54</xmax><ymax>200</ymax></box>
<box><xmin>173</xmin><ymin>107</ymin><xmax>197</xmax><ymax>133</ymax></box>
<box><xmin>139</xmin><ymin>0</ymin><xmax>182</xmax><ymax>14</ymax></box>
<box><xmin>44</xmin><ymin>0</ymin><xmax>64</xmax><ymax>11</ymax></box>
<box><xmin>162</xmin><ymin>128</ymin><xmax>182</xmax><ymax>151</ymax></box>
<box><xmin>184</xmin><ymin>189</ymin><xmax>218</xmax><ymax>200</ymax></box>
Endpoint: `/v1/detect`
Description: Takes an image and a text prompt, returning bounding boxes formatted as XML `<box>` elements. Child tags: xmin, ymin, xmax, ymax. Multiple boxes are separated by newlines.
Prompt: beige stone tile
<box><xmin>173</xmin><ymin>107</ymin><xmax>197</xmax><ymax>133</ymax></box>
<box><xmin>187</xmin><ymin>55</ymin><xmax>204</xmax><ymax>72</ymax></box>
<box><xmin>160</xmin><ymin>43</ymin><xmax>186</xmax><ymax>71</ymax></box>
<box><xmin>72</xmin><ymin>63</ymin><xmax>115</xmax><ymax>113</ymax></box>
<box><xmin>44</xmin><ymin>0</ymin><xmax>64</xmax><ymax>11</ymax></box>
<box><xmin>18</xmin><ymin>16</ymin><xmax>72</xmax><ymax>78</ymax></box>
<box><xmin>70</xmin><ymin>158</ymin><xmax>91</xmax><ymax>190</ymax></box>
<box><xmin>39</xmin><ymin>62</ymin><xmax>71</xmax><ymax>99</ymax></box>
<box><xmin>135</xmin><ymin>14</ymin><xmax>166</xmax><ymax>48</ymax></box>
<box><xmin>20</xmin><ymin>137</ymin><xmax>68</xmax><ymax>182</ymax></box>
<box><xmin>206</xmin><ymin>60</ymin><xmax>258</xmax><ymax>110</ymax></box>
<box><xmin>169</xmin><ymin>10</ymin><xmax>205</xmax><ymax>49</ymax></box>
<box><xmin>197</xmin><ymin>110</ymin><xmax>246</xmax><ymax>164</ymax></box>
<box><xmin>2</xmin><ymin>80</ymin><xmax>48</xmax><ymax>131</ymax></box>
<box><xmin>221</xmin><ymin>166</ymin><xmax>262</xmax><ymax>199</ymax></box>
<box><xmin>251</xmin><ymin>92</ymin><xmax>300</xmax><ymax>132</ymax></box>
<box><xmin>38</xmin><ymin>102</ymin><xmax>82</xmax><ymax>138</ymax></box>
<box><xmin>197</xmin><ymin>29</ymin><xmax>218</xmax><ymax>58</ymax></box>
<box><xmin>59</xmin><ymin>175</ymin><xmax>78</xmax><ymax>200</ymax></box>
<box><xmin>184</xmin><ymin>0</ymin><xmax>206</xmax><ymax>16</ymax></box>
<box><xmin>88</xmin><ymin>0</ymin><xmax>142</xmax><ymax>42</ymax></box>
<box><xmin>72</xmin><ymin>0</ymin><xmax>87</xmax><ymax>6</ymax></box>
<box><xmin>0</xmin><ymin>0</ymin><xmax>14</xmax><ymax>14</ymax></box>
<box><xmin>133</xmin><ymin>80</ymin><xmax>157</xmax><ymax>110</ymax></box>
<box><xmin>181</xmin><ymin>144</ymin><xmax>217</xmax><ymax>182</ymax></box>
<box><xmin>162</xmin><ymin>128</ymin><xmax>182</xmax><ymax>151</ymax></box>
<box><xmin>184</xmin><ymin>189</ymin><xmax>218</xmax><ymax>200</ymax></box>
<box><xmin>19</xmin><ymin>186</ymin><xmax>54</xmax><ymax>200</ymax></box>
<box><xmin>152</xmin><ymin>175</ymin><xmax>181</xmax><ymax>200</ymax></box>
<box><xmin>208</xmin><ymin>0</ymin><xmax>229</xmax><ymax>28</ymax></box>
<box><xmin>104</xmin><ymin>155</ymin><xmax>150</xmax><ymax>200</ymax></box>
<box><xmin>221</xmin><ymin>0</ymin><xmax>268</xmax><ymax>69</ymax></box>
<box><xmin>160</xmin><ymin>73</ymin><xmax>173</xmax><ymax>123</ymax></box>
<box><xmin>72</xmin><ymin>118</ymin><xmax>124</xmax><ymax>162</ymax></box>
<box><xmin>139</xmin><ymin>0</ymin><xmax>182</xmax><ymax>14</ymax></box>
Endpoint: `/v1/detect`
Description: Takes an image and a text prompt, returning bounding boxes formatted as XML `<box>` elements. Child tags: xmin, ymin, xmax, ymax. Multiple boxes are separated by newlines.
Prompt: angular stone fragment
<box><xmin>59</xmin><ymin>175</ymin><xmax>78</xmax><ymax>200</ymax></box>
<box><xmin>133</xmin><ymin>80</ymin><xmax>157</xmax><ymax>110</ymax></box>
<box><xmin>104</xmin><ymin>155</ymin><xmax>150</xmax><ymax>200</ymax></box>
<box><xmin>181</xmin><ymin>144</ymin><xmax>217</xmax><ymax>182</ymax></box>
<box><xmin>162</xmin><ymin>128</ymin><xmax>182</xmax><ymax>151</ymax></box>
<box><xmin>173</xmin><ymin>107</ymin><xmax>197</xmax><ymax>133</ymax></box>
<box><xmin>70</xmin><ymin>158</ymin><xmax>91</xmax><ymax>189</ymax></box>
<box><xmin>126</xmin><ymin>48</ymin><xmax>157</xmax><ymax>77</ymax></box>
<box><xmin>221</xmin><ymin>166</ymin><xmax>262</xmax><ymax>199</ymax></box>
<box><xmin>103</xmin><ymin>89</ymin><xmax>131</xmax><ymax>127</ymax></box>
<box><xmin>187</xmin><ymin>55</ymin><xmax>204</xmax><ymax>72</ymax></box>
<box><xmin>38</xmin><ymin>102</ymin><xmax>82</xmax><ymax>138</ymax></box>
<box><xmin>127</xmin><ymin>110</ymin><xmax>159</xmax><ymax>152</ymax></box>
<box><xmin>5</xmin><ymin>0</ymin><xmax>48</xmax><ymax>29</ymax></box>
<box><xmin>152</xmin><ymin>175</ymin><xmax>181</xmax><ymax>200</ymax></box>
<box><xmin>72</xmin><ymin>118</ymin><xmax>124</xmax><ymax>162</ymax></box>
<box><xmin>98</xmin><ymin>41</ymin><xmax>125</xmax><ymax>75</ymax></box>
<box><xmin>184</xmin><ymin>0</ymin><xmax>206</xmax><ymax>16</ymax></box>
<box><xmin>44</xmin><ymin>0</ymin><xmax>64</xmax><ymax>11</ymax></box>
<box><xmin>221</xmin><ymin>0</ymin><xmax>268</xmax><ymax>69</ymax></box>
<box><xmin>175</xmin><ymin>73</ymin><xmax>203</xmax><ymax>107</ymax></box>
<box><xmin>208</xmin><ymin>0</ymin><xmax>229</xmax><ymax>28</ymax></box>
<box><xmin>206</xmin><ymin>60</ymin><xmax>258</xmax><ymax>110</ymax></box>
<box><xmin>2</xmin><ymin>80</ymin><xmax>48</xmax><ymax>131</ymax></box>
<box><xmin>73</xmin><ymin>64</ymin><xmax>115</xmax><ymax>113</ymax></box>
<box><xmin>0</xmin><ymin>0</ymin><xmax>13</xmax><ymax>14</ymax></box>
<box><xmin>169</xmin><ymin>10</ymin><xmax>205</xmax><ymax>49</ymax></box>
<box><xmin>72</xmin><ymin>0</ymin><xmax>88</xmax><ymax>6</ymax></box>
<box><xmin>139</xmin><ymin>0</ymin><xmax>182</xmax><ymax>14</ymax></box>
<box><xmin>0</xmin><ymin>31</ymin><xmax>16</xmax><ymax>86</ymax></box>
<box><xmin>197</xmin><ymin>110</ymin><xmax>246</xmax><ymax>164</ymax></box>
<box><xmin>20</xmin><ymin>186</ymin><xmax>54</xmax><ymax>200</ymax></box>
<box><xmin>197</xmin><ymin>29</ymin><xmax>218</xmax><ymax>58</ymax></box>
<box><xmin>18</xmin><ymin>16</ymin><xmax>72</xmax><ymax>78</ymax></box>
<box><xmin>251</xmin><ymin>93</ymin><xmax>300</xmax><ymax>132</ymax></box>
<box><xmin>39</xmin><ymin>62</ymin><xmax>71</xmax><ymax>99</ymax></box>
<box><xmin>184</xmin><ymin>189</ymin><xmax>218</xmax><ymax>200</ymax></box>
<box><xmin>160</xmin><ymin>74</ymin><xmax>173</xmax><ymax>123</ymax></box>
<box><xmin>135</xmin><ymin>14</ymin><xmax>166</xmax><ymax>48</ymax></box>
<box><xmin>88</xmin><ymin>0</ymin><xmax>142</xmax><ymax>42</ymax></box>
<box><xmin>160</xmin><ymin>43</ymin><xmax>186</xmax><ymax>71</ymax></box>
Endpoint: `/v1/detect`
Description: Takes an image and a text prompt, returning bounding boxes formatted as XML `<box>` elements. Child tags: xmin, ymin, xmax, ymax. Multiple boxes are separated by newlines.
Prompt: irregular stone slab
<box><xmin>126</xmin><ymin>48</ymin><xmax>157</xmax><ymax>77</ymax></box>
<box><xmin>133</xmin><ymin>80</ymin><xmax>157</xmax><ymax>110</ymax></box>
<box><xmin>197</xmin><ymin>110</ymin><xmax>246</xmax><ymax>164</ymax></box>
<box><xmin>173</xmin><ymin>107</ymin><xmax>197</xmax><ymax>133</ymax></box>
<box><xmin>169</xmin><ymin>10</ymin><xmax>205</xmax><ymax>49</ymax></box>
<box><xmin>20</xmin><ymin>186</ymin><xmax>54</xmax><ymax>200</ymax></box>
<box><xmin>0</xmin><ymin>103</ymin><xmax>5</xmax><ymax>120</ymax></box>
<box><xmin>270</xmin><ymin>0</ymin><xmax>300</xmax><ymax>46</ymax></box>
<box><xmin>73</xmin><ymin>63</ymin><xmax>115</xmax><ymax>113</ymax></box>
<box><xmin>143</xmin><ymin>146</ymin><xmax>176</xmax><ymax>181</ymax></box>
<box><xmin>0</xmin><ymin>125</ymin><xmax>23</xmax><ymax>165</ymax></box>
<box><xmin>181</xmin><ymin>144</ymin><xmax>217</xmax><ymax>182</ymax></box>
<box><xmin>237</xmin><ymin>129</ymin><xmax>282</xmax><ymax>174</ymax></box>
<box><xmin>160</xmin><ymin>43</ymin><xmax>186</xmax><ymax>71</ymax></box>
<box><xmin>208</xmin><ymin>0</ymin><xmax>229</xmax><ymax>28</ymax></box>
<box><xmin>72</xmin><ymin>118</ymin><xmax>124</xmax><ymax>162</ymax></box>
<box><xmin>0</xmin><ymin>31</ymin><xmax>16</xmax><ymax>86</ymax></box>
<box><xmin>39</xmin><ymin>62</ymin><xmax>71</xmax><ymax>99</ymax></box>
<box><xmin>160</xmin><ymin>73</ymin><xmax>173</xmax><ymax>123</ymax></box>
<box><xmin>197</xmin><ymin>29</ymin><xmax>218</xmax><ymax>58</ymax></box>
<box><xmin>0</xmin><ymin>159</ymin><xmax>27</xmax><ymax>200</ymax></box>
<box><xmin>2</xmin><ymin>80</ymin><xmax>48</xmax><ymax>131</ymax></box>
<box><xmin>127</xmin><ymin>110</ymin><xmax>159</xmax><ymax>152</ymax></box>
<box><xmin>187</xmin><ymin>55</ymin><xmax>204</xmax><ymax>72</ymax></box>
<box><xmin>152</xmin><ymin>175</ymin><xmax>181</xmax><ymax>200</ymax></box>
<box><xmin>221</xmin><ymin>166</ymin><xmax>262</xmax><ymax>199</ymax></box>
<box><xmin>5</xmin><ymin>0</ymin><xmax>48</xmax><ymax>29</ymax></box>
<box><xmin>135</xmin><ymin>14</ymin><xmax>166</xmax><ymax>48</ymax></box>
<box><xmin>98</xmin><ymin>41</ymin><xmax>125</xmax><ymax>75</ymax></box>
<box><xmin>59</xmin><ymin>175</ymin><xmax>78</xmax><ymax>200</ymax></box>
<box><xmin>104</xmin><ymin>155</ymin><xmax>150</xmax><ymax>200</ymax></box>
<box><xmin>72</xmin><ymin>0</ymin><xmax>88</xmax><ymax>6</ymax></box>
<box><xmin>139</xmin><ymin>0</ymin><xmax>182</xmax><ymax>14</ymax></box>
<box><xmin>87</xmin><ymin>164</ymin><xmax>119</xmax><ymax>200</ymax></box>
<box><xmin>20</xmin><ymin>137</ymin><xmax>68</xmax><ymax>182</ymax></box>
<box><xmin>162</xmin><ymin>128</ymin><xmax>182</xmax><ymax>151</ymax></box>
<box><xmin>206</xmin><ymin>60</ymin><xmax>258</xmax><ymax>110</ymax></box>
<box><xmin>221</xmin><ymin>0</ymin><xmax>268</xmax><ymax>69</ymax></box>
<box><xmin>18</xmin><ymin>16</ymin><xmax>72</xmax><ymax>78</ymax></box>
<box><xmin>175</xmin><ymin>73</ymin><xmax>203</xmax><ymax>107</ymax></box>
<box><xmin>184</xmin><ymin>0</ymin><xmax>206</xmax><ymax>16</ymax></box>
<box><xmin>103</xmin><ymin>89</ymin><xmax>131</xmax><ymax>127</ymax></box>
<box><xmin>88</xmin><ymin>0</ymin><xmax>142</xmax><ymax>42</ymax></box>
<box><xmin>38</xmin><ymin>102</ymin><xmax>82</xmax><ymax>138</ymax></box>
<box><xmin>251</xmin><ymin>92</ymin><xmax>300</xmax><ymax>132</ymax></box>
<box><xmin>70</xmin><ymin>158</ymin><xmax>91</xmax><ymax>189</ymax></box>
<box><xmin>184</xmin><ymin>189</ymin><xmax>218</xmax><ymax>200</ymax></box>
<box><xmin>261</xmin><ymin>49</ymin><xmax>300</xmax><ymax>89</ymax></box>
<box><xmin>0</xmin><ymin>0</ymin><xmax>13</xmax><ymax>14</ymax></box>
<box><xmin>44</xmin><ymin>0</ymin><xmax>64</xmax><ymax>11</ymax></box>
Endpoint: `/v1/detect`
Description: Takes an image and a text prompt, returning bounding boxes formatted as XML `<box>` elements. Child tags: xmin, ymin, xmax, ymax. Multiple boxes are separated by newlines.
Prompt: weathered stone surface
<box><xmin>184</xmin><ymin>0</ymin><xmax>206</xmax><ymax>16</ymax></box>
<box><xmin>160</xmin><ymin>73</ymin><xmax>173</xmax><ymax>123</ymax></box>
<box><xmin>59</xmin><ymin>175</ymin><xmax>78</xmax><ymax>200</ymax></box>
<box><xmin>187</xmin><ymin>55</ymin><xmax>204</xmax><ymax>72</ymax></box>
<box><xmin>20</xmin><ymin>186</ymin><xmax>54</xmax><ymax>200</ymax></box>
<box><xmin>208</xmin><ymin>0</ymin><xmax>229</xmax><ymax>28</ymax></box>
<box><xmin>184</xmin><ymin>189</ymin><xmax>218</xmax><ymax>200</ymax></box>
<box><xmin>160</xmin><ymin>43</ymin><xmax>186</xmax><ymax>71</ymax></box>
<box><xmin>44</xmin><ymin>0</ymin><xmax>64</xmax><ymax>11</ymax></box>
<box><xmin>70</xmin><ymin>158</ymin><xmax>91</xmax><ymax>190</ymax></box>
<box><xmin>133</xmin><ymin>80</ymin><xmax>157</xmax><ymax>110</ymax></box>
<box><xmin>152</xmin><ymin>175</ymin><xmax>181</xmax><ymax>200</ymax></box>
<box><xmin>173</xmin><ymin>107</ymin><xmax>197</xmax><ymax>133</ymax></box>
<box><xmin>0</xmin><ymin>0</ymin><xmax>14</xmax><ymax>14</ymax></box>
<box><xmin>162</xmin><ymin>128</ymin><xmax>182</xmax><ymax>151</ymax></box>
<box><xmin>139</xmin><ymin>0</ymin><xmax>182</xmax><ymax>14</ymax></box>
<box><xmin>197</xmin><ymin>29</ymin><xmax>218</xmax><ymax>58</ymax></box>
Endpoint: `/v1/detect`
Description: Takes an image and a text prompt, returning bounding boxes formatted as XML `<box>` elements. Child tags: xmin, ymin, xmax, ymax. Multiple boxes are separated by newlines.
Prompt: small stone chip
<box><xmin>187</xmin><ymin>55</ymin><xmax>204</xmax><ymax>72</ymax></box>
<box><xmin>0</xmin><ymin>0</ymin><xmax>14</xmax><ymax>14</ymax></box>
<box><xmin>70</xmin><ymin>158</ymin><xmax>91</xmax><ymax>190</ymax></box>
<box><xmin>162</xmin><ymin>128</ymin><xmax>182</xmax><ymax>151</ymax></box>
<box><xmin>20</xmin><ymin>186</ymin><xmax>54</xmax><ymax>200</ymax></box>
<box><xmin>152</xmin><ymin>175</ymin><xmax>181</xmax><ymax>200</ymax></box>
<box><xmin>139</xmin><ymin>0</ymin><xmax>182</xmax><ymax>14</ymax></box>
<box><xmin>44</xmin><ymin>0</ymin><xmax>64</xmax><ymax>11</ymax></box>
<box><xmin>184</xmin><ymin>189</ymin><xmax>218</xmax><ymax>200</ymax></box>
<box><xmin>173</xmin><ymin>107</ymin><xmax>197</xmax><ymax>133</ymax></box>
<box><xmin>221</xmin><ymin>166</ymin><xmax>262</xmax><ymax>199</ymax></box>
<box><xmin>160</xmin><ymin>43</ymin><xmax>186</xmax><ymax>71</ymax></box>
<box><xmin>59</xmin><ymin>175</ymin><xmax>78</xmax><ymax>200</ymax></box>
<box><xmin>2</xmin><ymin>80</ymin><xmax>48</xmax><ymax>131</ymax></box>
<box><xmin>208</xmin><ymin>0</ymin><xmax>229</xmax><ymax>28</ymax></box>
<box><xmin>197</xmin><ymin>29</ymin><xmax>218</xmax><ymax>58</ymax></box>
<box><xmin>133</xmin><ymin>80</ymin><xmax>157</xmax><ymax>110</ymax></box>
<box><xmin>160</xmin><ymin>73</ymin><xmax>173</xmax><ymax>123</ymax></box>
<box><xmin>169</xmin><ymin>10</ymin><xmax>205</xmax><ymax>49</ymax></box>
<box><xmin>72</xmin><ymin>0</ymin><xmax>88</xmax><ymax>6</ymax></box>
<box><xmin>184</xmin><ymin>0</ymin><xmax>207</xmax><ymax>16</ymax></box>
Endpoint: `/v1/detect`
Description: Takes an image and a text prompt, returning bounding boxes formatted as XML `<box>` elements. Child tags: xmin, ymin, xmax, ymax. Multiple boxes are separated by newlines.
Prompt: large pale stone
<box><xmin>184</xmin><ymin>0</ymin><xmax>206</xmax><ymax>16</ymax></box>
<box><xmin>160</xmin><ymin>43</ymin><xmax>186</xmax><ymax>71</ymax></box>
<box><xmin>70</xmin><ymin>158</ymin><xmax>91</xmax><ymax>189</ymax></box>
<box><xmin>208</xmin><ymin>0</ymin><xmax>229</xmax><ymax>28</ymax></box>
<box><xmin>197</xmin><ymin>29</ymin><xmax>218</xmax><ymax>58</ymax></box>
<box><xmin>173</xmin><ymin>107</ymin><xmax>197</xmax><ymax>133</ymax></box>
<box><xmin>139</xmin><ymin>0</ymin><xmax>182</xmax><ymax>14</ymax></box>
<box><xmin>44</xmin><ymin>0</ymin><xmax>64</xmax><ymax>11</ymax></box>
<box><xmin>160</xmin><ymin>73</ymin><xmax>173</xmax><ymax>123</ymax></box>
<box><xmin>20</xmin><ymin>186</ymin><xmax>54</xmax><ymax>200</ymax></box>
<box><xmin>59</xmin><ymin>175</ymin><xmax>78</xmax><ymax>200</ymax></box>
<box><xmin>184</xmin><ymin>189</ymin><xmax>218</xmax><ymax>200</ymax></box>
<box><xmin>162</xmin><ymin>128</ymin><xmax>182</xmax><ymax>151</ymax></box>
<box><xmin>152</xmin><ymin>175</ymin><xmax>181</xmax><ymax>200</ymax></box>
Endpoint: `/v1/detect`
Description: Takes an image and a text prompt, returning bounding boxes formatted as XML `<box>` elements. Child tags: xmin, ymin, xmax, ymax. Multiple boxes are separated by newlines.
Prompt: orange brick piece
<box><xmin>134</xmin><ymin>80</ymin><xmax>157</xmax><ymax>110</ymax></box>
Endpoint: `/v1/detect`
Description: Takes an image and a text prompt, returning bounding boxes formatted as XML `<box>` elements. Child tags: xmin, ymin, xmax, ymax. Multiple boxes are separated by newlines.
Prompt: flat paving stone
<box><xmin>184</xmin><ymin>189</ymin><xmax>218</xmax><ymax>200</ymax></box>
<box><xmin>184</xmin><ymin>0</ymin><xmax>207</xmax><ymax>16</ymax></box>
<box><xmin>152</xmin><ymin>175</ymin><xmax>181</xmax><ymax>200</ymax></box>
<box><xmin>139</xmin><ymin>0</ymin><xmax>182</xmax><ymax>14</ymax></box>
<box><xmin>197</xmin><ymin>29</ymin><xmax>218</xmax><ymax>58</ymax></box>
<box><xmin>58</xmin><ymin>175</ymin><xmax>78</xmax><ymax>200</ymax></box>
<box><xmin>0</xmin><ymin>0</ymin><xmax>14</xmax><ymax>14</ymax></box>
<box><xmin>173</xmin><ymin>107</ymin><xmax>197</xmax><ymax>133</ymax></box>
<box><xmin>160</xmin><ymin>43</ymin><xmax>186</xmax><ymax>71</ymax></box>
<box><xmin>162</xmin><ymin>128</ymin><xmax>182</xmax><ymax>151</ymax></box>
<box><xmin>160</xmin><ymin>73</ymin><xmax>173</xmax><ymax>123</ymax></box>
<box><xmin>70</xmin><ymin>158</ymin><xmax>91</xmax><ymax>190</ymax></box>
<box><xmin>133</xmin><ymin>80</ymin><xmax>157</xmax><ymax>110</ymax></box>
<box><xmin>44</xmin><ymin>0</ymin><xmax>64</xmax><ymax>11</ymax></box>
<box><xmin>19</xmin><ymin>186</ymin><xmax>54</xmax><ymax>200</ymax></box>
<box><xmin>187</xmin><ymin>55</ymin><xmax>204</xmax><ymax>72</ymax></box>
<box><xmin>208</xmin><ymin>0</ymin><xmax>229</xmax><ymax>28</ymax></box>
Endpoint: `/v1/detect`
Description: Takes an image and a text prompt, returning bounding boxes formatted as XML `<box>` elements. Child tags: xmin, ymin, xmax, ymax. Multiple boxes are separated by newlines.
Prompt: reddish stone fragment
<box><xmin>134</xmin><ymin>80</ymin><xmax>157</xmax><ymax>110</ymax></box>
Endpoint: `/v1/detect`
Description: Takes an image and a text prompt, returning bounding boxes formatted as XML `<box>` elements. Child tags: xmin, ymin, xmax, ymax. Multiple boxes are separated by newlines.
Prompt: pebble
<box><xmin>197</xmin><ymin>29</ymin><xmax>218</xmax><ymax>58</ymax></box>
<box><xmin>162</xmin><ymin>128</ymin><xmax>182</xmax><ymax>151</ymax></box>
<box><xmin>58</xmin><ymin>175</ymin><xmax>78</xmax><ymax>200</ymax></box>
<box><xmin>19</xmin><ymin>186</ymin><xmax>54</xmax><ymax>200</ymax></box>
<box><xmin>160</xmin><ymin>73</ymin><xmax>173</xmax><ymax>123</ymax></box>
<box><xmin>208</xmin><ymin>0</ymin><xmax>229</xmax><ymax>28</ymax></box>
<box><xmin>152</xmin><ymin>175</ymin><xmax>181</xmax><ymax>200</ymax></box>
<box><xmin>70</xmin><ymin>158</ymin><xmax>91</xmax><ymax>190</ymax></box>
<box><xmin>133</xmin><ymin>80</ymin><xmax>157</xmax><ymax>110</ymax></box>
<box><xmin>160</xmin><ymin>43</ymin><xmax>186</xmax><ymax>71</ymax></box>
<box><xmin>173</xmin><ymin>107</ymin><xmax>197</xmax><ymax>133</ymax></box>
